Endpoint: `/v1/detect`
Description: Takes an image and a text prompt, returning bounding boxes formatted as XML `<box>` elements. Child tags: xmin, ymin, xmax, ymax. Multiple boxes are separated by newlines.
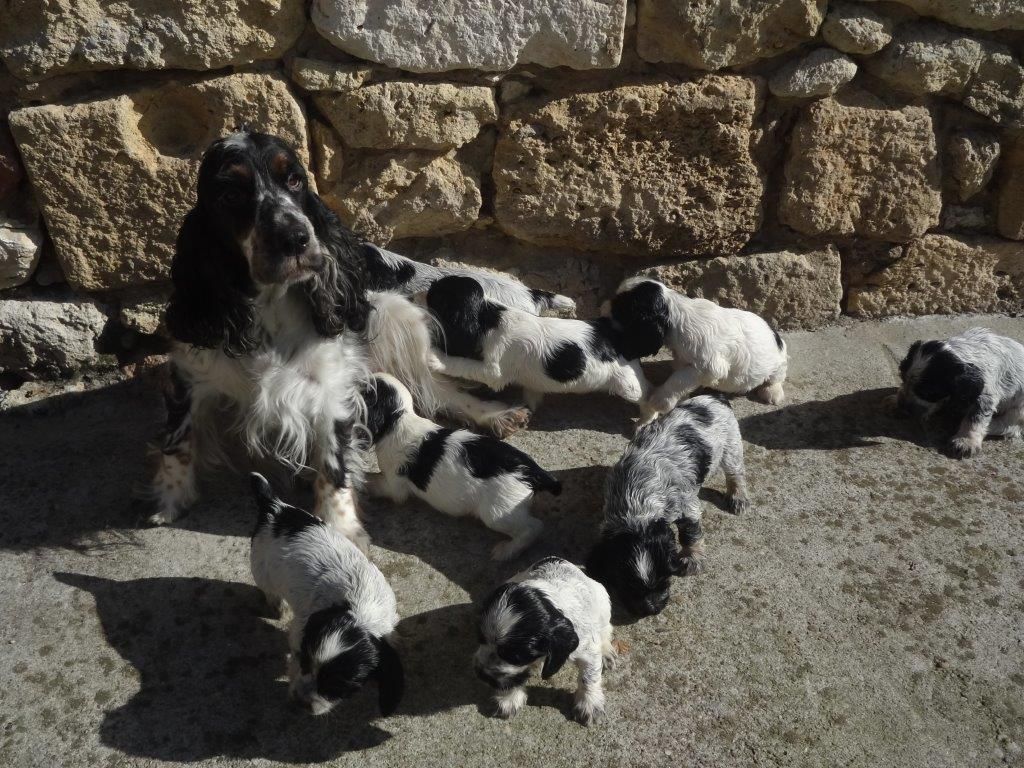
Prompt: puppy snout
<box><xmin>633</xmin><ymin>591</ymin><xmax>669</xmax><ymax>617</ymax></box>
<box><xmin>277</xmin><ymin>223</ymin><xmax>311</xmax><ymax>255</ymax></box>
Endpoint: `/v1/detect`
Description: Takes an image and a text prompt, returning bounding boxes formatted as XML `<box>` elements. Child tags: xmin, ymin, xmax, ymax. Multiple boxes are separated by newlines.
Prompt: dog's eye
<box><xmin>286</xmin><ymin>173</ymin><xmax>303</xmax><ymax>192</ymax></box>
<box><xmin>221</xmin><ymin>189</ymin><xmax>244</xmax><ymax>205</ymax></box>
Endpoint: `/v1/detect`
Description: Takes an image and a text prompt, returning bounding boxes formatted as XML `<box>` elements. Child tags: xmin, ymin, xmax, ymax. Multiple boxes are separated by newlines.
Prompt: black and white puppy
<box><xmin>152</xmin><ymin>129</ymin><xmax>370</xmax><ymax>548</ymax></box>
<box><xmin>895</xmin><ymin>327</ymin><xmax>1024</xmax><ymax>458</ymax></box>
<box><xmin>586</xmin><ymin>395</ymin><xmax>748</xmax><ymax>617</ymax></box>
<box><xmin>475</xmin><ymin>557</ymin><xmax>618</xmax><ymax>726</ymax></box>
<box><xmin>363</xmin><ymin>245</ymin><xmax>575</xmax><ymax>315</ymax></box>
<box><xmin>421</xmin><ymin>275</ymin><xmax>649</xmax><ymax>411</ymax></box>
<box><xmin>603</xmin><ymin>278</ymin><xmax>788</xmax><ymax>421</ymax></box>
<box><xmin>362</xmin><ymin>373</ymin><xmax>560</xmax><ymax>560</ymax></box>
<box><xmin>249</xmin><ymin>473</ymin><xmax>404</xmax><ymax>716</ymax></box>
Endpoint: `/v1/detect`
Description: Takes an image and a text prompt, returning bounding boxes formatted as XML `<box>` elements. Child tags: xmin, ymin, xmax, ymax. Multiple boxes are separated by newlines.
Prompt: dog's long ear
<box><xmin>584</xmin><ymin>539</ymin><xmax>616</xmax><ymax>588</ymax></box>
<box><xmin>373</xmin><ymin>636</ymin><xmax>405</xmax><ymax>716</ymax></box>
<box><xmin>898</xmin><ymin>340</ymin><xmax>922</xmax><ymax>381</ymax></box>
<box><xmin>425</xmin><ymin>276</ymin><xmax>488</xmax><ymax>357</ymax></box>
<box><xmin>303</xmin><ymin>192</ymin><xmax>370</xmax><ymax>338</ymax></box>
<box><xmin>165</xmin><ymin>207</ymin><xmax>259</xmax><ymax>355</ymax></box>
<box><xmin>541</xmin><ymin>608</ymin><xmax>579</xmax><ymax>679</ymax></box>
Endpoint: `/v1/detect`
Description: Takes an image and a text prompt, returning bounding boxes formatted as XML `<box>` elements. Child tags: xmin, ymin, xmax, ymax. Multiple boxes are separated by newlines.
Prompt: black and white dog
<box><xmin>420</xmin><ymin>275</ymin><xmax>649</xmax><ymax>411</ymax></box>
<box><xmin>475</xmin><ymin>557</ymin><xmax>619</xmax><ymax>726</ymax></box>
<box><xmin>152</xmin><ymin>130</ymin><xmax>371</xmax><ymax>546</ymax></box>
<box><xmin>363</xmin><ymin>245</ymin><xmax>575</xmax><ymax>315</ymax></box>
<box><xmin>249</xmin><ymin>473</ymin><xmax>403</xmax><ymax>716</ymax></box>
<box><xmin>586</xmin><ymin>395</ymin><xmax>748</xmax><ymax>617</ymax></box>
<box><xmin>895</xmin><ymin>327</ymin><xmax>1024</xmax><ymax>458</ymax></box>
<box><xmin>603</xmin><ymin>278</ymin><xmax>788</xmax><ymax>421</ymax></box>
<box><xmin>362</xmin><ymin>373</ymin><xmax>561</xmax><ymax>560</ymax></box>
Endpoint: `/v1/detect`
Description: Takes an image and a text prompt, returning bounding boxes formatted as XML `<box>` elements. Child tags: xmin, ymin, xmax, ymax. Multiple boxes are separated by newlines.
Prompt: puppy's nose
<box><xmin>280</xmin><ymin>227</ymin><xmax>310</xmax><ymax>255</ymax></box>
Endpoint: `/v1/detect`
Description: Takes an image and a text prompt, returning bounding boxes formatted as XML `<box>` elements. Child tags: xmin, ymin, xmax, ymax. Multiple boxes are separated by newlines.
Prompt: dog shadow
<box><xmin>740</xmin><ymin>387</ymin><xmax>937</xmax><ymax>451</ymax></box>
<box><xmin>55</xmin><ymin>572</ymin><xmax>393</xmax><ymax>762</ymax></box>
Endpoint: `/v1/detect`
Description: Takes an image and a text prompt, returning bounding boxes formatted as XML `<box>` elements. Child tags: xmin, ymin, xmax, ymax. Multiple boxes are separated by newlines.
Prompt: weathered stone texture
<box><xmin>820</xmin><ymin>2</ymin><xmax>893</xmax><ymax>55</ymax></box>
<box><xmin>321</xmin><ymin>150</ymin><xmax>482</xmax><ymax>244</ymax></box>
<box><xmin>0</xmin><ymin>0</ymin><xmax>306</xmax><ymax>82</ymax></box>
<box><xmin>0</xmin><ymin>216</ymin><xmax>43</xmax><ymax>290</ymax></box>
<box><xmin>948</xmin><ymin>132</ymin><xmax>1000</xmax><ymax>202</ymax></box>
<box><xmin>637</xmin><ymin>0</ymin><xmax>826</xmax><ymax>70</ymax></box>
<box><xmin>779</xmin><ymin>94</ymin><xmax>941</xmax><ymax>243</ymax></box>
<box><xmin>0</xmin><ymin>296</ymin><xmax>111</xmax><ymax>378</ymax></box>
<box><xmin>315</xmin><ymin>83</ymin><xmax>497</xmax><ymax>150</ymax></box>
<box><xmin>847</xmin><ymin>234</ymin><xmax>1024</xmax><ymax>316</ymax></box>
<box><xmin>8</xmin><ymin>73</ymin><xmax>308</xmax><ymax>291</ymax></box>
<box><xmin>768</xmin><ymin>49</ymin><xmax>857</xmax><ymax>99</ymax></box>
<box><xmin>861</xmin><ymin>0</ymin><xmax>1024</xmax><ymax>31</ymax></box>
<box><xmin>311</xmin><ymin>0</ymin><xmax>628</xmax><ymax>72</ymax></box>
<box><xmin>646</xmin><ymin>247</ymin><xmax>842</xmax><ymax>330</ymax></box>
<box><xmin>998</xmin><ymin>138</ymin><xmax>1024</xmax><ymax>240</ymax></box>
<box><xmin>493</xmin><ymin>77</ymin><xmax>765</xmax><ymax>259</ymax></box>
<box><xmin>962</xmin><ymin>47</ymin><xmax>1024</xmax><ymax>128</ymax></box>
<box><xmin>289</xmin><ymin>59</ymin><xmax>373</xmax><ymax>93</ymax></box>
<box><xmin>865</xmin><ymin>23</ymin><xmax>983</xmax><ymax>96</ymax></box>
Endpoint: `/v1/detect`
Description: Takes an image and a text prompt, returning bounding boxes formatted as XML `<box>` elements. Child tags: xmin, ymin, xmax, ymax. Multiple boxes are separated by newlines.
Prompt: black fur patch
<box><xmin>585</xmin><ymin>521</ymin><xmax>679</xmax><ymax>617</ymax></box>
<box><xmin>530</xmin><ymin>288</ymin><xmax>557</xmax><ymax>310</ymax></box>
<box><xmin>899</xmin><ymin>340</ymin><xmax>923</xmax><ymax>380</ymax></box>
<box><xmin>677</xmin><ymin>516</ymin><xmax>704</xmax><ymax>548</ymax></box>
<box><xmin>271</xmin><ymin>504</ymin><xmax>322</xmax><ymax>539</ymax></box>
<box><xmin>481</xmin><ymin>583</ymin><xmax>578</xmax><ymax>677</ymax></box>
<box><xmin>461</xmin><ymin>434</ymin><xmax>561</xmax><ymax>493</ymax></box>
<box><xmin>362</xmin><ymin>377</ymin><xmax>403</xmax><ymax>442</ymax></box>
<box><xmin>401</xmin><ymin>428</ymin><xmax>453</xmax><ymax>491</ymax></box>
<box><xmin>682</xmin><ymin>401</ymin><xmax>715</xmax><ymax>426</ymax></box>
<box><xmin>772</xmin><ymin>328</ymin><xmax>783</xmax><ymax>350</ymax></box>
<box><xmin>324</xmin><ymin>419</ymin><xmax>354</xmax><ymax>489</ymax></box>
<box><xmin>608</xmin><ymin>280</ymin><xmax>670</xmax><ymax>360</ymax></box>
<box><xmin>543</xmin><ymin>341</ymin><xmax>587</xmax><ymax>382</ymax></box>
<box><xmin>675</xmin><ymin>423</ymin><xmax>712</xmax><ymax>484</ymax></box>
<box><xmin>362</xmin><ymin>246</ymin><xmax>416</xmax><ymax>291</ymax></box>
<box><xmin>914</xmin><ymin>348</ymin><xmax>985</xmax><ymax>406</ymax></box>
<box><xmin>426</xmin><ymin>276</ymin><xmax>505</xmax><ymax>360</ymax></box>
<box><xmin>586</xmin><ymin>318</ymin><xmax>624</xmax><ymax>362</ymax></box>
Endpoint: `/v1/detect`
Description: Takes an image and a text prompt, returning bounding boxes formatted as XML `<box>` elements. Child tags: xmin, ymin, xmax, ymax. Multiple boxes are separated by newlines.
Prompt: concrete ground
<box><xmin>1</xmin><ymin>314</ymin><xmax>1023</xmax><ymax>768</ymax></box>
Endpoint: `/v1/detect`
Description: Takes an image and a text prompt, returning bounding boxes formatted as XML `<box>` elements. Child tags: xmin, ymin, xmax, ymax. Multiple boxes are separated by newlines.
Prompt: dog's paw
<box><xmin>146</xmin><ymin>506</ymin><xmax>182</xmax><ymax>526</ymax></box>
<box><xmin>572</xmin><ymin>701</ymin><xmax>605</xmax><ymax>726</ymax></box>
<box><xmin>949</xmin><ymin>437</ymin><xmax>982</xmax><ymax>459</ymax></box>
<box><xmin>680</xmin><ymin>549</ymin><xmax>706</xmax><ymax>577</ymax></box>
<box><xmin>727</xmin><ymin>495</ymin><xmax>748</xmax><ymax>516</ymax></box>
<box><xmin>1001</xmin><ymin>425</ymin><xmax>1022</xmax><ymax>441</ymax></box>
<box><xmin>427</xmin><ymin>353</ymin><xmax>445</xmax><ymax>373</ymax></box>
<box><xmin>491</xmin><ymin>407</ymin><xmax>531</xmax><ymax>438</ymax></box>
<box><xmin>493</xmin><ymin>688</ymin><xmax>526</xmax><ymax>719</ymax></box>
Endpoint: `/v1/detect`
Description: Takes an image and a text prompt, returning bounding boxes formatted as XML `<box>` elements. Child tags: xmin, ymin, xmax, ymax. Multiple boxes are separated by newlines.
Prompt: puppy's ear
<box><xmin>302</xmin><ymin>191</ymin><xmax>371</xmax><ymax>337</ymax></box>
<box><xmin>541</xmin><ymin>610</ymin><xmax>579</xmax><ymax>680</ymax></box>
<box><xmin>165</xmin><ymin>207</ymin><xmax>259</xmax><ymax>354</ymax></box>
<box><xmin>425</xmin><ymin>276</ymin><xmax>487</xmax><ymax>354</ymax></box>
<box><xmin>584</xmin><ymin>539</ymin><xmax>615</xmax><ymax>587</ymax></box>
<box><xmin>898</xmin><ymin>340</ymin><xmax>922</xmax><ymax>380</ymax></box>
<box><xmin>372</xmin><ymin>636</ymin><xmax>405</xmax><ymax>716</ymax></box>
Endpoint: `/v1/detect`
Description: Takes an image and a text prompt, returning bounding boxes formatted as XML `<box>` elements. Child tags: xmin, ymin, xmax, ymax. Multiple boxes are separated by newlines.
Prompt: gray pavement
<box><xmin>1</xmin><ymin>314</ymin><xmax>1022</xmax><ymax>768</ymax></box>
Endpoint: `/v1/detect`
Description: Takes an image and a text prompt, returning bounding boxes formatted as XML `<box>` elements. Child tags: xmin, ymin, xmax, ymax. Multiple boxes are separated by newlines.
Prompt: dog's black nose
<box><xmin>280</xmin><ymin>227</ymin><xmax>310</xmax><ymax>254</ymax></box>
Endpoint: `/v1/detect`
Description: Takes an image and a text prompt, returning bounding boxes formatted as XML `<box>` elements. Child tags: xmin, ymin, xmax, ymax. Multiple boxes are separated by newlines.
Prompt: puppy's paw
<box><xmin>572</xmin><ymin>701</ymin><xmax>605</xmax><ymax>726</ymax></box>
<box><xmin>1001</xmin><ymin>425</ymin><xmax>1022</xmax><ymax>441</ymax></box>
<box><xmin>491</xmin><ymin>407</ymin><xmax>531</xmax><ymax>439</ymax></box>
<box><xmin>727</xmin><ymin>495</ymin><xmax>748</xmax><ymax>516</ymax></box>
<box><xmin>753</xmin><ymin>382</ymin><xmax>785</xmax><ymax>406</ymax></box>
<box><xmin>146</xmin><ymin>506</ymin><xmax>183</xmax><ymax>526</ymax></box>
<box><xmin>491</xmin><ymin>539</ymin><xmax>527</xmax><ymax>562</ymax></box>
<box><xmin>680</xmin><ymin>546</ymin><xmax>706</xmax><ymax>577</ymax></box>
<box><xmin>427</xmin><ymin>353</ymin><xmax>445</xmax><ymax>373</ymax></box>
<box><xmin>493</xmin><ymin>688</ymin><xmax>527</xmax><ymax>719</ymax></box>
<box><xmin>603</xmin><ymin>639</ymin><xmax>629</xmax><ymax>671</ymax></box>
<box><xmin>949</xmin><ymin>437</ymin><xmax>982</xmax><ymax>459</ymax></box>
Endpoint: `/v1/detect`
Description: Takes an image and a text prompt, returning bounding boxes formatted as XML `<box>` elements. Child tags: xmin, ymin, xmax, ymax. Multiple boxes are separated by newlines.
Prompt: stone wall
<box><xmin>1</xmin><ymin>0</ymin><xmax>1022</xmax><ymax>381</ymax></box>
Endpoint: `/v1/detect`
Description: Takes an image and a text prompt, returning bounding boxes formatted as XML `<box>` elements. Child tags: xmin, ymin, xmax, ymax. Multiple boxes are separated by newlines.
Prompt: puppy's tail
<box><xmin>531</xmin><ymin>289</ymin><xmax>576</xmax><ymax>315</ymax></box>
<box><xmin>519</xmin><ymin>463</ymin><xmax>562</xmax><ymax>496</ymax></box>
<box><xmin>366</xmin><ymin>290</ymin><xmax>445</xmax><ymax>418</ymax></box>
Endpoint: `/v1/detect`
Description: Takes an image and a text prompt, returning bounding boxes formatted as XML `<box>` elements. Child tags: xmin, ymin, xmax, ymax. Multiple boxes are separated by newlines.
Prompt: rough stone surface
<box><xmin>847</xmin><ymin>234</ymin><xmax>1024</xmax><ymax>316</ymax></box>
<box><xmin>0</xmin><ymin>0</ymin><xmax>306</xmax><ymax>82</ymax></box>
<box><xmin>0</xmin><ymin>295</ymin><xmax>110</xmax><ymax>378</ymax></box>
<box><xmin>0</xmin><ymin>126</ymin><xmax>23</xmax><ymax>201</ymax></box>
<box><xmin>321</xmin><ymin>150</ymin><xmax>482</xmax><ymax>243</ymax></box>
<box><xmin>820</xmin><ymin>2</ymin><xmax>893</xmax><ymax>54</ymax></box>
<box><xmin>865</xmin><ymin>23</ymin><xmax>983</xmax><ymax>96</ymax></box>
<box><xmin>779</xmin><ymin>93</ymin><xmax>941</xmax><ymax>243</ymax></box>
<box><xmin>0</xmin><ymin>216</ymin><xmax>43</xmax><ymax>290</ymax></box>
<box><xmin>3</xmin><ymin>314</ymin><xmax>1024</xmax><ymax>768</ymax></box>
<box><xmin>637</xmin><ymin>0</ymin><xmax>826</xmax><ymax>70</ymax></box>
<box><xmin>310</xmin><ymin>0</ymin><xmax>628</xmax><ymax>72</ymax></box>
<box><xmin>8</xmin><ymin>73</ymin><xmax>308</xmax><ymax>292</ymax></box>
<box><xmin>940</xmin><ymin>205</ymin><xmax>989</xmax><ymax>231</ymax></box>
<box><xmin>861</xmin><ymin>0</ymin><xmax>1024</xmax><ymax>31</ymax></box>
<box><xmin>997</xmin><ymin>137</ymin><xmax>1024</xmax><ymax>240</ymax></box>
<box><xmin>962</xmin><ymin>46</ymin><xmax>1024</xmax><ymax>128</ymax></box>
<box><xmin>645</xmin><ymin>247</ymin><xmax>842</xmax><ymax>330</ymax></box>
<box><xmin>119</xmin><ymin>287</ymin><xmax>170</xmax><ymax>336</ymax></box>
<box><xmin>769</xmin><ymin>48</ymin><xmax>858</xmax><ymax>99</ymax></box>
<box><xmin>948</xmin><ymin>132</ymin><xmax>1000</xmax><ymax>202</ymax></box>
<box><xmin>315</xmin><ymin>83</ymin><xmax>496</xmax><ymax>151</ymax></box>
<box><xmin>310</xmin><ymin>120</ymin><xmax>344</xmax><ymax>186</ymax></box>
<box><xmin>494</xmin><ymin>77</ymin><xmax>765</xmax><ymax>259</ymax></box>
<box><xmin>289</xmin><ymin>58</ymin><xmax>373</xmax><ymax>93</ymax></box>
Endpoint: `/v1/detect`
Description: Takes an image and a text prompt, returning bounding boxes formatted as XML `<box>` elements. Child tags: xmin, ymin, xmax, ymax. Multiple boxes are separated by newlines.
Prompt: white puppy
<box><xmin>249</xmin><ymin>473</ymin><xmax>404</xmax><ymax>716</ymax></box>
<box><xmin>421</xmin><ymin>275</ymin><xmax>648</xmax><ymax>411</ymax></box>
<box><xmin>895</xmin><ymin>327</ymin><xmax>1024</xmax><ymax>458</ymax></box>
<box><xmin>603</xmin><ymin>277</ymin><xmax>788</xmax><ymax>420</ymax></box>
<box><xmin>474</xmin><ymin>557</ymin><xmax>620</xmax><ymax>726</ymax></box>
<box><xmin>362</xmin><ymin>244</ymin><xmax>576</xmax><ymax>315</ymax></box>
<box><xmin>363</xmin><ymin>373</ymin><xmax>561</xmax><ymax>560</ymax></box>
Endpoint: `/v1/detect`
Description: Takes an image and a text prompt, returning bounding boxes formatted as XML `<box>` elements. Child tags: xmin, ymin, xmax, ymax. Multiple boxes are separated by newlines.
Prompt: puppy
<box><xmin>422</xmin><ymin>275</ymin><xmax>648</xmax><ymax>411</ymax></box>
<box><xmin>363</xmin><ymin>373</ymin><xmax>560</xmax><ymax>560</ymax></box>
<box><xmin>586</xmin><ymin>395</ymin><xmax>748</xmax><ymax>617</ymax></box>
<box><xmin>895</xmin><ymin>327</ymin><xmax>1024</xmax><ymax>458</ymax></box>
<box><xmin>474</xmin><ymin>557</ymin><xmax>618</xmax><ymax>725</ymax></box>
<box><xmin>604</xmin><ymin>277</ymin><xmax>788</xmax><ymax>420</ymax></box>
<box><xmin>249</xmin><ymin>473</ymin><xmax>404</xmax><ymax>716</ymax></box>
<box><xmin>363</xmin><ymin>245</ymin><xmax>575</xmax><ymax>315</ymax></box>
